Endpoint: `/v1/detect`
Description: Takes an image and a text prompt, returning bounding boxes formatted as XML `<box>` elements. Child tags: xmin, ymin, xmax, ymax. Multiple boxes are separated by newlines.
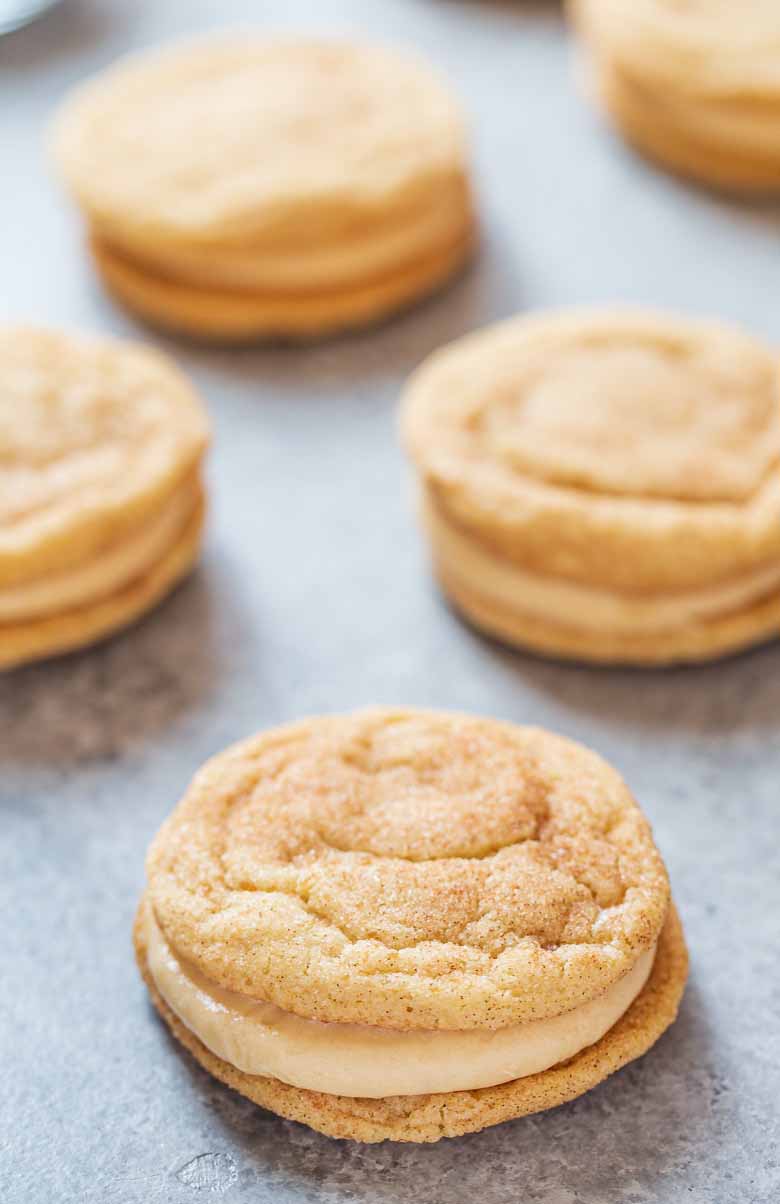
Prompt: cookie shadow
<box><xmin>508</xmin><ymin>640</ymin><xmax>780</xmax><ymax>737</ymax></box>
<box><xmin>133</xmin><ymin>224</ymin><xmax>526</xmax><ymax>398</ymax></box>
<box><xmin>601</xmin><ymin>124</ymin><xmax>780</xmax><ymax>232</ymax></box>
<box><xmin>152</xmin><ymin>976</ymin><xmax>722</xmax><ymax>1204</ymax></box>
<box><xmin>437</xmin><ymin>590</ymin><xmax>780</xmax><ymax>736</ymax></box>
<box><xmin>0</xmin><ymin>551</ymin><xmax>237</xmax><ymax>767</ymax></box>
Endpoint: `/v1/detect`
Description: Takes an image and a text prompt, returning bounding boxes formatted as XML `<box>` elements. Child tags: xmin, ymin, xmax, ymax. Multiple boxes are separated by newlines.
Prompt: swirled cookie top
<box><xmin>402</xmin><ymin>309</ymin><xmax>780</xmax><ymax>507</ymax></box>
<box><xmin>147</xmin><ymin>709</ymin><xmax>669</xmax><ymax>1030</ymax></box>
<box><xmin>53</xmin><ymin>38</ymin><xmax>467</xmax><ymax>245</ymax></box>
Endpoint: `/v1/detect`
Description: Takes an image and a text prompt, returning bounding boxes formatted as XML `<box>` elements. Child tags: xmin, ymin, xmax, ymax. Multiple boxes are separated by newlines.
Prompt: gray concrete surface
<box><xmin>2</xmin><ymin>2</ymin><xmax>780</xmax><ymax>1201</ymax></box>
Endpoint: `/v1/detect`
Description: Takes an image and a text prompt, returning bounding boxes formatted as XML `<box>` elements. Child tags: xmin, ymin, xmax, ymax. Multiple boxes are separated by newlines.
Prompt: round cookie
<box><xmin>51</xmin><ymin>38</ymin><xmax>476</xmax><ymax>340</ymax></box>
<box><xmin>0</xmin><ymin>326</ymin><xmax>209</xmax><ymax>669</ymax></box>
<box><xmin>137</xmin><ymin>709</ymin><xmax>686</xmax><ymax>1141</ymax></box>
<box><xmin>400</xmin><ymin>308</ymin><xmax>780</xmax><ymax>665</ymax></box>
<box><xmin>569</xmin><ymin>0</ymin><xmax>780</xmax><ymax>192</ymax></box>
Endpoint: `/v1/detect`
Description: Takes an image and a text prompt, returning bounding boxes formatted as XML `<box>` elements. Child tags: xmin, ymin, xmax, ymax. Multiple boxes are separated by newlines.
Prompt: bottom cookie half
<box><xmin>595</xmin><ymin>60</ymin><xmax>780</xmax><ymax>193</ymax></box>
<box><xmin>92</xmin><ymin>231</ymin><xmax>475</xmax><ymax>343</ymax></box>
<box><xmin>0</xmin><ymin>500</ymin><xmax>204</xmax><ymax>670</ymax></box>
<box><xmin>437</xmin><ymin>564</ymin><xmax>780</xmax><ymax>666</ymax></box>
<box><xmin>134</xmin><ymin>903</ymin><xmax>687</xmax><ymax>1144</ymax></box>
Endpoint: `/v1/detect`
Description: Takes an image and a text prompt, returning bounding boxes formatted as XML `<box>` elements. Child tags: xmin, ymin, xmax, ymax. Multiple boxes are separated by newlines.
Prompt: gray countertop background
<box><xmin>2</xmin><ymin>2</ymin><xmax>780</xmax><ymax>1201</ymax></box>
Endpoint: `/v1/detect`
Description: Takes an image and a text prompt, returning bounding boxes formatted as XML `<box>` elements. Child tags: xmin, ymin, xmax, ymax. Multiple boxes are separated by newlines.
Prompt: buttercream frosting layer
<box><xmin>0</xmin><ymin>478</ymin><xmax>201</xmax><ymax>622</ymax></box>
<box><xmin>425</xmin><ymin>490</ymin><xmax>780</xmax><ymax>637</ymax></box>
<box><xmin>146</xmin><ymin>907</ymin><xmax>656</xmax><ymax>1099</ymax></box>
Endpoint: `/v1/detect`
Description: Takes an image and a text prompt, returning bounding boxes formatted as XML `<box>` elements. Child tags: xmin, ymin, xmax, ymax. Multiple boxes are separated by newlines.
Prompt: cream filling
<box><xmin>425</xmin><ymin>495</ymin><xmax>780</xmax><ymax>636</ymax></box>
<box><xmin>145</xmin><ymin>910</ymin><xmax>655</xmax><ymax>1099</ymax></box>
<box><xmin>97</xmin><ymin>186</ymin><xmax>472</xmax><ymax>294</ymax></box>
<box><xmin>0</xmin><ymin>481</ymin><xmax>199</xmax><ymax>623</ymax></box>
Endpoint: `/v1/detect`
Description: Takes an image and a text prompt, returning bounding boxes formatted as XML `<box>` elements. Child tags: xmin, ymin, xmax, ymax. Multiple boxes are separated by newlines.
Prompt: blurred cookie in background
<box><xmin>0</xmin><ymin>327</ymin><xmax>209</xmax><ymax>669</ymax></box>
<box><xmin>401</xmin><ymin>307</ymin><xmax>780</xmax><ymax>665</ymax></box>
<box><xmin>568</xmin><ymin>0</ymin><xmax>780</xmax><ymax>192</ymax></box>
<box><xmin>51</xmin><ymin>37</ymin><xmax>476</xmax><ymax>341</ymax></box>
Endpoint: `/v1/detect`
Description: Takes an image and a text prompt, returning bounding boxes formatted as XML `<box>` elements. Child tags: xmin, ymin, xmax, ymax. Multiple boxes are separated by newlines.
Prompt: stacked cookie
<box><xmin>0</xmin><ymin>326</ymin><xmax>209</xmax><ymax>670</ymax></box>
<box><xmin>569</xmin><ymin>0</ymin><xmax>780</xmax><ymax>191</ymax></box>
<box><xmin>401</xmin><ymin>308</ymin><xmax>780</xmax><ymax>665</ymax></box>
<box><xmin>51</xmin><ymin>38</ymin><xmax>475</xmax><ymax>341</ymax></box>
<box><xmin>135</xmin><ymin>708</ymin><xmax>687</xmax><ymax>1143</ymax></box>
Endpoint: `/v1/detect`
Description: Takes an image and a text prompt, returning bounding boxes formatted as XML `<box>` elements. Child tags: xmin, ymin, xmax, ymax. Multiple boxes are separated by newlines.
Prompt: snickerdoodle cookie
<box><xmin>0</xmin><ymin>326</ymin><xmax>209</xmax><ymax>669</ymax></box>
<box><xmin>135</xmin><ymin>708</ymin><xmax>687</xmax><ymax>1142</ymax></box>
<box><xmin>51</xmin><ymin>38</ymin><xmax>475</xmax><ymax>341</ymax></box>
<box><xmin>401</xmin><ymin>308</ymin><xmax>780</xmax><ymax>665</ymax></box>
<box><xmin>569</xmin><ymin>0</ymin><xmax>780</xmax><ymax>191</ymax></box>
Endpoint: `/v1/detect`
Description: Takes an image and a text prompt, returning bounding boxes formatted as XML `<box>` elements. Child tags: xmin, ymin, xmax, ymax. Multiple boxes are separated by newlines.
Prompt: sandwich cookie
<box><xmin>51</xmin><ymin>38</ymin><xmax>476</xmax><ymax>341</ymax></box>
<box><xmin>401</xmin><ymin>308</ymin><xmax>780</xmax><ymax>665</ymax></box>
<box><xmin>135</xmin><ymin>708</ymin><xmax>687</xmax><ymax>1142</ymax></box>
<box><xmin>0</xmin><ymin>326</ymin><xmax>209</xmax><ymax>669</ymax></box>
<box><xmin>569</xmin><ymin>0</ymin><xmax>780</xmax><ymax>192</ymax></box>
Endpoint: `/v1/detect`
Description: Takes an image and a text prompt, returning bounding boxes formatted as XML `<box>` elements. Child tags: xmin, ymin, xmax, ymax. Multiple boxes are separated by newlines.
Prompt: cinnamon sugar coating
<box><xmin>146</xmin><ymin>709</ymin><xmax>669</xmax><ymax>1030</ymax></box>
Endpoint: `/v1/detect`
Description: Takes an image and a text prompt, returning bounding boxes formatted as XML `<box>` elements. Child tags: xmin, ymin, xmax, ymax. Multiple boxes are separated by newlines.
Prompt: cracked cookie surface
<box><xmin>401</xmin><ymin>309</ymin><xmax>780</xmax><ymax>593</ymax></box>
<box><xmin>146</xmin><ymin>708</ymin><xmax>669</xmax><ymax>1030</ymax></box>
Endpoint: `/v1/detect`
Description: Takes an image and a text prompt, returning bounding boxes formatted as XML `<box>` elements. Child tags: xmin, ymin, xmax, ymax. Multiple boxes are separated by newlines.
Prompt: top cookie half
<box><xmin>569</xmin><ymin>0</ymin><xmax>780</xmax><ymax>98</ymax></box>
<box><xmin>146</xmin><ymin>708</ymin><xmax>669</xmax><ymax>1031</ymax></box>
<box><xmin>51</xmin><ymin>37</ymin><xmax>469</xmax><ymax>250</ymax></box>
<box><xmin>0</xmin><ymin>326</ymin><xmax>209</xmax><ymax>584</ymax></box>
<box><xmin>401</xmin><ymin>308</ymin><xmax>780</xmax><ymax>592</ymax></box>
